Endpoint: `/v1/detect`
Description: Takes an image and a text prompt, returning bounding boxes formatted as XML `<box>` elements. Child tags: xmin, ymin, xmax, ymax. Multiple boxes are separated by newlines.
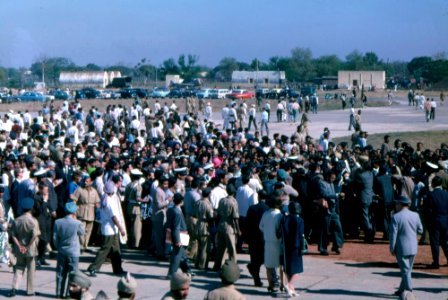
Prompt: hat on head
<box><xmin>65</xmin><ymin>202</ymin><xmax>78</xmax><ymax>214</ymax></box>
<box><xmin>394</xmin><ymin>195</ymin><xmax>410</xmax><ymax>205</ymax></box>
<box><xmin>130</xmin><ymin>169</ymin><xmax>143</xmax><ymax>177</ymax></box>
<box><xmin>203</xmin><ymin>163</ymin><xmax>214</xmax><ymax>171</ymax></box>
<box><xmin>220</xmin><ymin>260</ymin><xmax>240</xmax><ymax>284</ymax></box>
<box><xmin>21</xmin><ymin>197</ymin><xmax>34</xmax><ymax>210</ymax></box>
<box><xmin>117</xmin><ymin>272</ymin><xmax>137</xmax><ymax>295</ymax></box>
<box><xmin>69</xmin><ymin>270</ymin><xmax>91</xmax><ymax>289</ymax></box>
<box><xmin>426</xmin><ymin>161</ymin><xmax>439</xmax><ymax>170</ymax></box>
<box><xmin>170</xmin><ymin>271</ymin><xmax>191</xmax><ymax>290</ymax></box>
<box><xmin>174</xmin><ymin>167</ymin><xmax>188</xmax><ymax>176</ymax></box>
<box><xmin>34</xmin><ymin>169</ymin><xmax>47</xmax><ymax>178</ymax></box>
<box><xmin>104</xmin><ymin>182</ymin><xmax>115</xmax><ymax>194</ymax></box>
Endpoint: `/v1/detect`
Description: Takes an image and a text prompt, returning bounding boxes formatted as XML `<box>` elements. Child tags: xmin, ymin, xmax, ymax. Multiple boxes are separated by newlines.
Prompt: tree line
<box><xmin>0</xmin><ymin>48</ymin><xmax>447</xmax><ymax>89</ymax></box>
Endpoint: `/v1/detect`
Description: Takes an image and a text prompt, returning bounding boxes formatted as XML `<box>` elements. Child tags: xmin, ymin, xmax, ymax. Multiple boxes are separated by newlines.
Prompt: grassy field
<box><xmin>333</xmin><ymin>130</ymin><xmax>448</xmax><ymax>150</ymax></box>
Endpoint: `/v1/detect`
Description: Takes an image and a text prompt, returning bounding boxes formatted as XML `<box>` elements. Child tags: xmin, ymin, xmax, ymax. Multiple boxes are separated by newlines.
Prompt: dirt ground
<box><xmin>307</xmin><ymin>235</ymin><xmax>448</xmax><ymax>276</ymax></box>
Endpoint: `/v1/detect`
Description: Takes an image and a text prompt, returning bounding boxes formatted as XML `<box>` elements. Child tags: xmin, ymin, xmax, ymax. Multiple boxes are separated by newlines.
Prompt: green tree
<box><xmin>314</xmin><ymin>55</ymin><xmax>342</xmax><ymax>77</ymax></box>
<box><xmin>162</xmin><ymin>58</ymin><xmax>179</xmax><ymax>75</ymax></box>
<box><xmin>363</xmin><ymin>52</ymin><xmax>381</xmax><ymax>69</ymax></box>
<box><xmin>177</xmin><ymin>54</ymin><xmax>200</xmax><ymax>81</ymax></box>
<box><xmin>289</xmin><ymin>47</ymin><xmax>315</xmax><ymax>81</ymax></box>
<box><xmin>31</xmin><ymin>56</ymin><xmax>77</xmax><ymax>86</ymax></box>
<box><xmin>422</xmin><ymin>59</ymin><xmax>448</xmax><ymax>84</ymax></box>
<box><xmin>215</xmin><ymin>57</ymin><xmax>239</xmax><ymax>81</ymax></box>
<box><xmin>345</xmin><ymin>50</ymin><xmax>364</xmax><ymax>70</ymax></box>
<box><xmin>407</xmin><ymin>56</ymin><xmax>432</xmax><ymax>80</ymax></box>
<box><xmin>85</xmin><ymin>63</ymin><xmax>102</xmax><ymax>71</ymax></box>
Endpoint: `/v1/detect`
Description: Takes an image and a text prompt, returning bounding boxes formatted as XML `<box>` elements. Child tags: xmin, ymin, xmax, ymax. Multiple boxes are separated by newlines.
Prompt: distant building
<box><xmin>165</xmin><ymin>75</ymin><xmax>183</xmax><ymax>87</ymax></box>
<box><xmin>232</xmin><ymin>71</ymin><xmax>285</xmax><ymax>87</ymax></box>
<box><xmin>59</xmin><ymin>71</ymin><xmax>121</xmax><ymax>88</ymax></box>
<box><xmin>338</xmin><ymin>71</ymin><xmax>385</xmax><ymax>89</ymax></box>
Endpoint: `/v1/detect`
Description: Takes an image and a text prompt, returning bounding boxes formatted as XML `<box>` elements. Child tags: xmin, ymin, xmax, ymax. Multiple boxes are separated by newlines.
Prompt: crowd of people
<box><xmin>0</xmin><ymin>93</ymin><xmax>447</xmax><ymax>299</ymax></box>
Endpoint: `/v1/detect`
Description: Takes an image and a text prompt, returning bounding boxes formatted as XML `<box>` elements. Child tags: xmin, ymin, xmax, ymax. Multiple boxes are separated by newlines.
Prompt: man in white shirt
<box><xmin>94</xmin><ymin>115</ymin><xmax>104</xmax><ymax>137</ymax></box>
<box><xmin>154</xmin><ymin>100</ymin><xmax>161</xmax><ymax>115</ymax></box>
<box><xmin>205</xmin><ymin>102</ymin><xmax>212</xmax><ymax>121</ymax></box>
<box><xmin>130</xmin><ymin>116</ymin><xmax>140</xmax><ymax>130</ymax></box>
<box><xmin>276</xmin><ymin>101</ymin><xmax>284</xmax><ymax>123</ymax></box>
<box><xmin>248</xmin><ymin>104</ymin><xmax>257</xmax><ymax>131</ymax></box>
<box><xmin>235</xmin><ymin>176</ymin><xmax>257</xmax><ymax>253</ymax></box>
<box><xmin>210</xmin><ymin>172</ymin><xmax>228</xmax><ymax>210</ymax></box>
<box><xmin>221</xmin><ymin>105</ymin><xmax>229</xmax><ymax>130</ymax></box>
<box><xmin>260</xmin><ymin>109</ymin><xmax>269</xmax><ymax>137</ymax></box>
<box><xmin>87</xmin><ymin>182</ymin><xmax>126</xmax><ymax>277</ymax></box>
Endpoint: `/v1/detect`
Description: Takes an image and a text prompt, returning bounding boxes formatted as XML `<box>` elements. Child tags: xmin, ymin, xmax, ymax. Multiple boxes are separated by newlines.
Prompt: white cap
<box><xmin>131</xmin><ymin>169</ymin><xmax>143</xmax><ymax>176</ymax></box>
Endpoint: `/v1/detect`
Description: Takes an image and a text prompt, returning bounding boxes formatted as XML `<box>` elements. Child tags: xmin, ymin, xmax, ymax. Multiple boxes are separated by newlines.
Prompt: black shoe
<box><xmin>393</xmin><ymin>290</ymin><xmax>402</xmax><ymax>296</ymax></box>
<box><xmin>319</xmin><ymin>251</ymin><xmax>329</xmax><ymax>256</ymax></box>
<box><xmin>254</xmin><ymin>280</ymin><xmax>263</xmax><ymax>287</ymax></box>
<box><xmin>427</xmin><ymin>263</ymin><xmax>440</xmax><ymax>269</ymax></box>
<box><xmin>331</xmin><ymin>248</ymin><xmax>341</xmax><ymax>255</ymax></box>
<box><xmin>113</xmin><ymin>270</ymin><xmax>127</xmax><ymax>276</ymax></box>
<box><xmin>40</xmin><ymin>259</ymin><xmax>50</xmax><ymax>266</ymax></box>
<box><xmin>267</xmin><ymin>286</ymin><xmax>278</xmax><ymax>293</ymax></box>
<box><xmin>87</xmin><ymin>269</ymin><xmax>97</xmax><ymax>277</ymax></box>
<box><xmin>8</xmin><ymin>289</ymin><xmax>16</xmax><ymax>297</ymax></box>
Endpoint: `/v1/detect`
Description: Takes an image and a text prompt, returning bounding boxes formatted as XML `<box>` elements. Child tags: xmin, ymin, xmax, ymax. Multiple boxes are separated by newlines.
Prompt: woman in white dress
<box><xmin>259</xmin><ymin>192</ymin><xmax>284</xmax><ymax>293</ymax></box>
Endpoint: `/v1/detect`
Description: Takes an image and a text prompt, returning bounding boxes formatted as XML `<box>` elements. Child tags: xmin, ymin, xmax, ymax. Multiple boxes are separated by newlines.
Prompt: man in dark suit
<box><xmin>55</xmin><ymin>154</ymin><xmax>74</xmax><ymax>217</ymax></box>
<box><xmin>390</xmin><ymin>196</ymin><xmax>423</xmax><ymax>297</ymax></box>
<box><xmin>246</xmin><ymin>190</ymin><xmax>269</xmax><ymax>287</ymax></box>
<box><xmin>166</xmin><ymin>193</ymin><xmax>191</xmax><ymax>277</ymax></box>
<box><xmin>425</xmin><ymin>176</ymin><xmax>448</xmax><ymax>269</ymax></box>
<box><xmin>374</xmin><ymin>165</ymin><xmax>394</xmax><ymax>239</ymax></box>
<box><xmin>355</xmin><ymin>161</ymin><xmax>375</xmax><ymax>243</ymax></box>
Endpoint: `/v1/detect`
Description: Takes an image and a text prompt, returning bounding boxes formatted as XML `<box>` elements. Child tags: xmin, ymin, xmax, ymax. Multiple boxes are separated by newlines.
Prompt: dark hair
<box><xmin>432</xmin><ymin>176</ymin><xmax>443</xmax><ymax>188</ymax></box>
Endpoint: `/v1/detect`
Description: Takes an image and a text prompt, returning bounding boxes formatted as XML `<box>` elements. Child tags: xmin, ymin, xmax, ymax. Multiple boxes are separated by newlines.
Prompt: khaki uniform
<box><xmin>71</xmin><ymin>187</ymin><xmax>100</xmax><ymax>249</ymax></box>
<box><xmin>11</xmin><ymin>213</ymin><xmax>41</xmax><ymax>295</ymax></box>
<box><xmin>204</xmin><ymin>284</ymin><xmax>246</xmax><ymax>300</ymax></box>
<box><xmin>214</xmin><ymin>196</ymin><xmax>239</xmax><ymax>270</ymax></box>
<box><xmin>124</xmin><ymin>180</ymin><xmax>143</xmax><ymax>248</ymax></box>
<box><xmin>194</xmin><ymin>197</ymin><xmax>213</xmax><ymax>269</ymax></box>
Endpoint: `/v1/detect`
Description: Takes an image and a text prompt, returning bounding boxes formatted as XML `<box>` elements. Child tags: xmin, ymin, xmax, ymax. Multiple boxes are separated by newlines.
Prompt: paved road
<box><xmin>208</xmin><ymin>99</ymin><xmax>447</xmax><ymax>139</ymax></box>
<box><xmin>0</xmin><ymin>249</ymin><xmax>446</xmax><ymax>299</ymax></box>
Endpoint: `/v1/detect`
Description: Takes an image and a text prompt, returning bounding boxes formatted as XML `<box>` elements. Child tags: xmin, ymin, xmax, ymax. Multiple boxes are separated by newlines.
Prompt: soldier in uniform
<box><xmin>194</xmin><ymin>187</ymin><xmax>214</xmax><ymax>270</ymax></box>
<box><xmin>71</xmin><ymin>175</ymin><xmax>100</xmax><ymax>251</ymax></box>
<box><xmin>213</xmin><ymin>184</ymin><xmax>240</xmax><ymax>271</ymax></box>
<box><xmin>67</xmin><ymin>270</ymin><xmax>94</xmax><ymax>300</ymax></box>
<box><xmin>204</xmin><ymin>260</ymin><xmax>245</xmax><ymax>300</ymax></box>
<box><xmin>9</xmin><ymin>197</ymin><xmax>40</xmax><ymax>297</ymax></box>
<box><xmin>124</xmin><ymin>169</ymin><xmax>145</xmax><ymax>249</ymax></box>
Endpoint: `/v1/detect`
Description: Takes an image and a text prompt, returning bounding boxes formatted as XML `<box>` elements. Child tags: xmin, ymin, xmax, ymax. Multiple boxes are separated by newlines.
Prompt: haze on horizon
<box><xmin>1</xmin><ymin>0</ymin><xmax>447</xmax><ymax>68</ymax></box>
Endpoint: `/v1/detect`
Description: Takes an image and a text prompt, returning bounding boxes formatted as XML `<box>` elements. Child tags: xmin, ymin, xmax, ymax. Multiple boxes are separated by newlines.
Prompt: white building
<box><xmin>232</xmin><ymin>71</ymin><xmax>286</xmax><ymax>86</ymax></box>
<box><xmin>59</xmin><ymin>71</ymin><xmax>121</xmax><ymax>88</ymax></box>
<box><xmin>338</xmin><ymin>71</ymin><xmax>385</xmax><ymax>89</ymax></box>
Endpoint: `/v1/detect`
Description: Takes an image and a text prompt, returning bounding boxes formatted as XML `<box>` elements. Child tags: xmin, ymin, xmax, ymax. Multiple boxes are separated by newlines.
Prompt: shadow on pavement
<box><xmin>305</xmin><ymin>288</ymin><xmax>396</xmax><ymax>299</ymax></box>
<box><xmin>372</xmin><ymin>271</ymin><xmax>445</xmax><ymax>279</ymax></box>
<box><xmin>335</xmin><ymin>261</ymin><xmax>396</xmax><ymax>268</ymax></box>
<box><xmin>413</xmin><ymin>287</ymin><xmax>448</xmax><ymax>294</ymax></box>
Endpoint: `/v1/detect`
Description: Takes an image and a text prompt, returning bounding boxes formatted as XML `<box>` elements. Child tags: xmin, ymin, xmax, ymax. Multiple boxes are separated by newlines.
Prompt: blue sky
<box><xmin>1</xmin><ymin>0</ymin><xmax>447</xmax><ymax>68</ymax></box>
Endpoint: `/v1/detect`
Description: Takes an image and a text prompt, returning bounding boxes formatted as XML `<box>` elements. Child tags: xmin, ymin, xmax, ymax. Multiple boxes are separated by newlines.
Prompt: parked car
<box><xmin>119</xmin><ymin>88</ymin><xmax>148</xmax><ymax>99</ymax></box>
<box><xmin>267</xmin><ymin>88</ymin><xmax>285</xmax><ymax>99</ymax></box>
<box><xmin>255</xmin><ymin>88</ymin><xmax>270</xmax><ymax>99</ymax></box>
<box><xmin>196</xmin><ymin>88</ymin><xmax>212</xmax><ymax>99</ymax></box>
<box><xmin>151</xmin><ymin>87</ymin><xmax>170</xmax><ymax>98</ymax></box>
<box><xmin>80</xmin><ymin>88</ymin><xmax>101</xmax><ymax>99</ymax></box>
<box><xmin>227</xmin><ymin>89</ymin><xmax>254</xmax><ymax>100</ymax></box>
<box><xmin>300</xmin><ymin>86</ymin><xmax>317</xmax><ymax>97</ymax></box>
<box><xmin>168</xmin><ymin>89</ymin><xmax>184</xmax><ymax>98</ymax></box>
<box><xmin>52</xmin><ymin>90</ymin><xmax>71</xmax><ymax>100</ymax></box>
<box><xmin>16</xmin><ymin>91</ymin><xmax>46</xmax><ymax>102</ymax></box>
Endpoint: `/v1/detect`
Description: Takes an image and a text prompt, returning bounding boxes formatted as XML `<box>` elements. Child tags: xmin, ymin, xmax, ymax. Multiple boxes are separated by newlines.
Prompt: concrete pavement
<box><xmin>0</xmin><ymin>248</ymin><xmax>446</xmax><ymax>299</ymax></box>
